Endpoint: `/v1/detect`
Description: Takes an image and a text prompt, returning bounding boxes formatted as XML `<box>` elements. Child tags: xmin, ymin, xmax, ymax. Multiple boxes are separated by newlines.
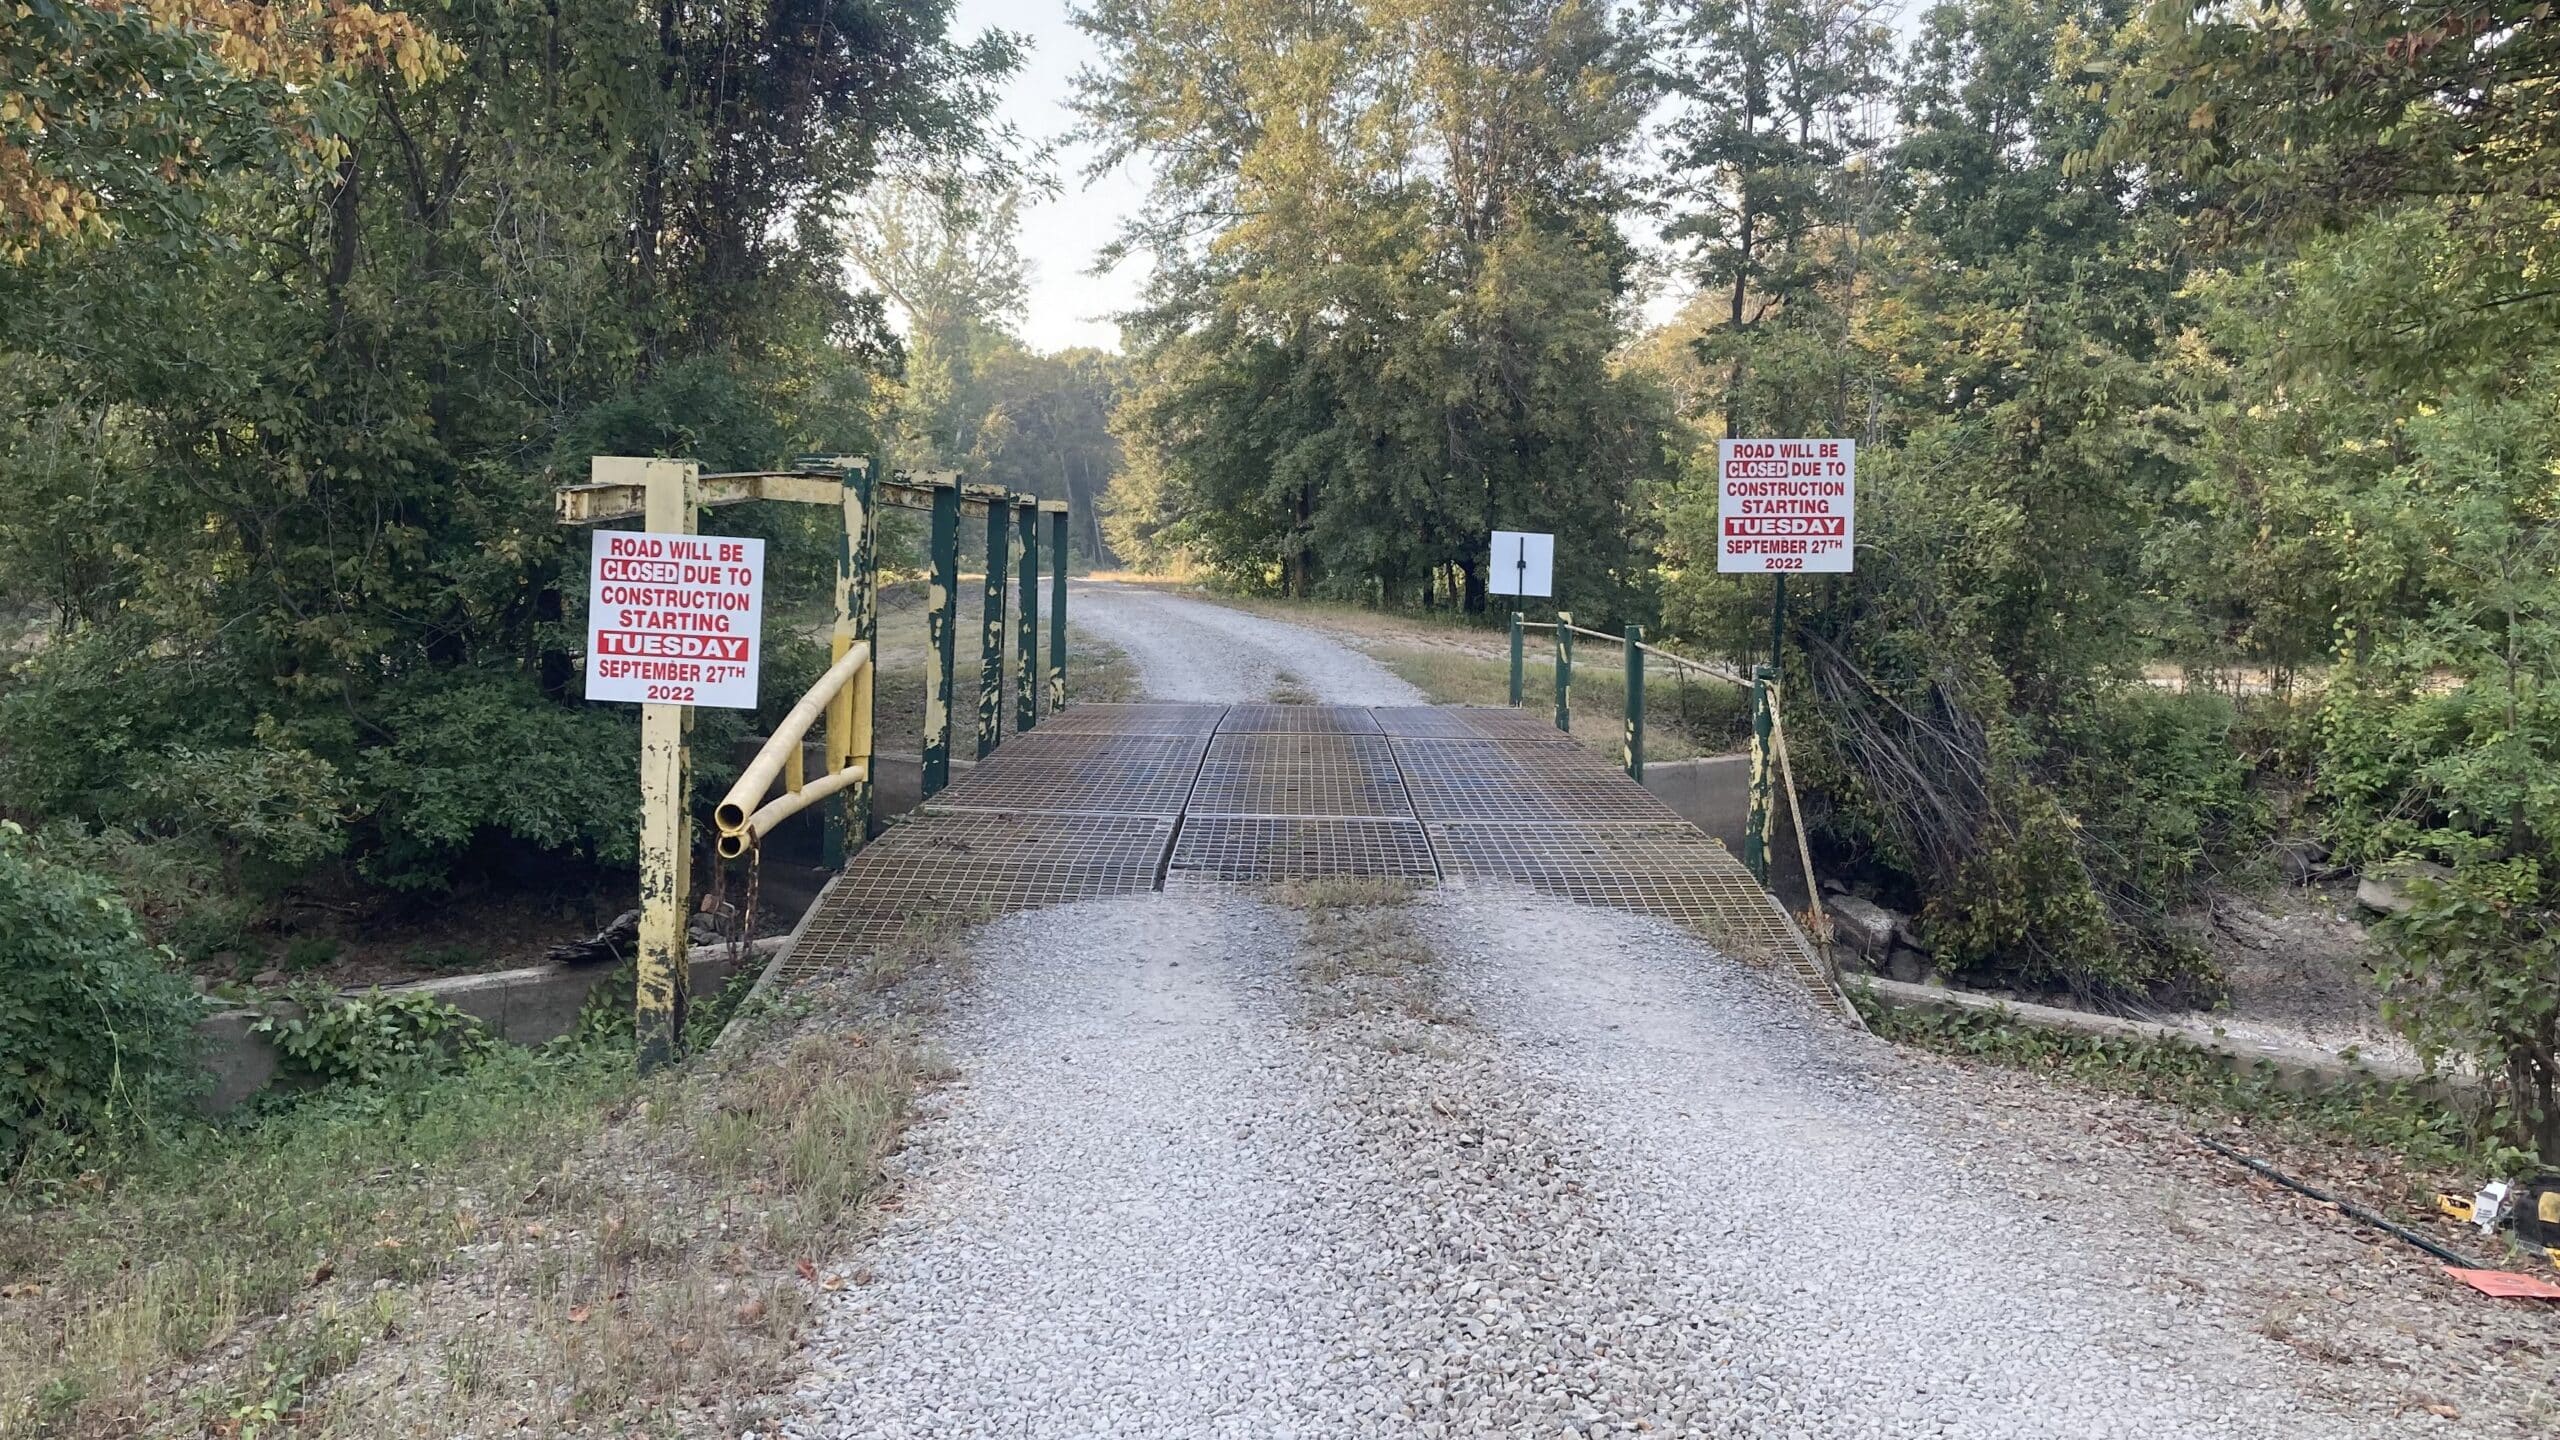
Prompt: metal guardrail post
<box><xmin>1509</xmin><ymin>611</ymin><xmax>1524</xmax><ymax>704</ymax></box>
<box><xmin>630</xmin><ymin>457</ymin><xmax>700</xmax><ymax>1072</ymax></box>
<box><xmin>1048</xmin><ymin>504</ymin><xmax>1068</xmax><ymax>710</ymax></box>
<box><xmin>978</xmin><ymin>495</ymin><xmax>1008</xmax><ymax>759</ymax></box>
<box><xmin>1016</xmin><ymin>500</ymin><xmax>1038</xmax><ymax>732</ymax></box>
<box><xmin>823</xmin><ymin>458</ymin><xmax>879</xmax><ymax>862</ymax></box>
<box><xmin>1624</xmin><ymin>623</ymin><xmax>1644</xmax><ymax>782</ymax></box>
<box><xmin>1747</xmin><ymin>662</ymin><xmax>1775</xmax><ymax>884</ymax></box>
<box><xmin>923</xmin><ymin>483</ymin><xmax>959</xmax><ymax>796</ymax></box>
<box><xmin>1554</xmin><ymin>609</ymin><xmax>1574</xmax><ymax>733</ymax></box>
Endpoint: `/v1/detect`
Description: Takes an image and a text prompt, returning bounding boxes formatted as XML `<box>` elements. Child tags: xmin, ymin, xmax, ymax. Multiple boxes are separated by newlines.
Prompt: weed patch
<box><xmin>1276</xmin><ymin>879</ymin><xmax>1458</xmax><ymax>1032</ymax></box>
<box><xmin>1857</xmin><ymin>994</ymin><xmax>2514</xmax><ymax>1188</ymax></box>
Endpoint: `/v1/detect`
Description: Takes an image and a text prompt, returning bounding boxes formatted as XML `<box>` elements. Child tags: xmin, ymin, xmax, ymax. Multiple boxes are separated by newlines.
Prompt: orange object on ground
<box><xmin>2444</xmin><ymin>1268</ymin><xmax>2560</xmax><ymax>1300</ymax></box>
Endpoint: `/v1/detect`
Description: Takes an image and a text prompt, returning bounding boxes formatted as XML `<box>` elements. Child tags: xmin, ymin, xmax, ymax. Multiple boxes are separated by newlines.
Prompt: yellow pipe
<box><xmin>715</xmin><ymin>642</ymin><xmax>872</xmax><ymax>838</ymax></box>
<box><xmin>718</xmin><ymin>760</ymin><xmax>871</xmax><ymax>858</ymax></box>
<box><xmin>826</xmin><ymin>627</ymin><xmax>853</xmax><ymax>776</ymax></box>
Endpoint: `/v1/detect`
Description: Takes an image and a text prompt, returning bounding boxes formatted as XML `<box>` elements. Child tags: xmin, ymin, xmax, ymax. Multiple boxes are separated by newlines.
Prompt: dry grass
<box><xmin>2</xmin><ymin>1005</ymin><xmax>926</xmax><ymax>1437</ymax></box>
<box><xmin>1273</xmin><ymin>879</ymin><xmax>1462</xmax><ymax>1036</ymax></box>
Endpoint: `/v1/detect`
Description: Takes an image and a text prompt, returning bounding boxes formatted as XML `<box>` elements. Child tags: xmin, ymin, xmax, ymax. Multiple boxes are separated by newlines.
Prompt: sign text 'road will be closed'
<box><xmin>585</xmin><ymin>530</ymin><xmax>766</xmax><ymax>709</ymax></box>
<box><xmin>1716</xmin><ymin>438</ymin><xmax>1855</xmax><ymax>574</ymax></box>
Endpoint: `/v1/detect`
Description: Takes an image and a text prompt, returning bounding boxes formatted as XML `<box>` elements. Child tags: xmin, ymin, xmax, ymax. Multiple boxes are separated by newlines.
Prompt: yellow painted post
<box><xmin>627</xmin><ymin>456</ymin><xmax>700</xmax><ymax>1073</ymax></box>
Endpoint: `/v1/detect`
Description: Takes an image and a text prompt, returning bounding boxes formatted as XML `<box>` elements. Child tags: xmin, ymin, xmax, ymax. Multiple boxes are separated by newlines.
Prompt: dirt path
<box><xmin>1069</xmin><ymin>582</ymin><xmax>1425</xmax><ymax>704</ymax></box>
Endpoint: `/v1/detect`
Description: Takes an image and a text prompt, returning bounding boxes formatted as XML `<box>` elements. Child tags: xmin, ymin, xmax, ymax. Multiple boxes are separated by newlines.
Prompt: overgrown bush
<box><xmin>355</xmin><ymin>671</ymin><xmax>646</xmax><ymax>892</ymax></box>
<box><xmin>2376</xmin><ymin>867</ymin><xmax>2556</xmax><ymax>1166</ymax></box>
<box><xmin>0</xmin><ymin>822</ymin><xmax>203</xmax><ymax>1172</ymax></box>
<box><xmin>251</xmin><ymin>989</ymin><xmax>499</xmax><ymax>1088</ymax></box>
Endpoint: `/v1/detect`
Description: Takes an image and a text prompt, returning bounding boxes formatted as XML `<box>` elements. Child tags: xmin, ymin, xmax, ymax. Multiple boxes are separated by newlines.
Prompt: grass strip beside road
<box><xmin>3</xmin><ymin>1012</ymin><xmax>921</xmax><ymax>1437</ymax></box>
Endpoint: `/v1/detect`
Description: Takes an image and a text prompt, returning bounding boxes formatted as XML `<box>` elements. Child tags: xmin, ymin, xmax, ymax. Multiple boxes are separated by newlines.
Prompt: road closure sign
<box><xmin>586</xmin><ymin>530</ymin><xmax>765</xmax><ymax>709</ymax></box>
<box><xmin>1716</xmin><ymin>438</ymin><xmax>1855</xmax><ymax>574</ymax></box>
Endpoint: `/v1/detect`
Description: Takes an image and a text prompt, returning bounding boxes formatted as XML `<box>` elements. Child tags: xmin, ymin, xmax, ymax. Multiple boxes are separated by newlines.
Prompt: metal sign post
<box><xmin>1717</xmin><ymin>439</ymin><xmax>1854</xmax><ymax>887</ymax></box>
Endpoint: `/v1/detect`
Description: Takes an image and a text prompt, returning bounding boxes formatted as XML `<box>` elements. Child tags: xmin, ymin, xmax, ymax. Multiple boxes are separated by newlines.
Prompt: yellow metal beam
<box><xmin>551</xmin><ymin>464</ymin><xmax>1026</xmax><ymax>525</ymax></box>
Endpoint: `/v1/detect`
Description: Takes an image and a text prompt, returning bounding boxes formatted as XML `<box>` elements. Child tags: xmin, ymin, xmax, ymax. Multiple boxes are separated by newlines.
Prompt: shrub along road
<box><xmin>778</xmin><ymin>593</ymin><xmax>2554</xmax><ymax>1437</ymax></box>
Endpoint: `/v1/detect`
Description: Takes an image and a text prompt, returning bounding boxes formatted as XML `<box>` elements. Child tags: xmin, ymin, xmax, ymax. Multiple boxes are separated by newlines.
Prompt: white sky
<box><xmin>954</xmin><ymin>0</ymin><xmax>1153</xmax><ymax>354</ymax></box>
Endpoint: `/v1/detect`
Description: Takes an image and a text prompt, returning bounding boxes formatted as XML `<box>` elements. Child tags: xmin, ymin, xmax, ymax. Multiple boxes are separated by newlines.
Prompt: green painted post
<box><xmin>978</xmin><ymin>496</ymin><xmax>1007</xmax><ymax>759</ymax></box>
<box><xmin>1624</xmin><ymin>624</ymin><xmax>1644</xmax><ymax>782</ymax></box>
<box><xmin>1048</xmin><ymin>505</ymin><xmax>1068</xmax><ymax>710</ymax></box>
<box><xmin>1508</xmin><ymin>612</ymin><xmax>1524</xmax><ymax>705</ymax></box>
<box><xmin>1016</xmin><ymin>500</ymin><xmax>1038</xmax><ymax>732</ymax></box>
<box><xmin>1746</xmin><ymin>663</ymin><xmax>1775</xmax><ymax>885</ymax></box>
<box><xmin>841</xmin><ymin>457</ymin><xmax>879</xmax><ymax>854</ymax></box>
<box><xmin>923</xmin><ymin>483</ymin><xmax>959</xmax><ymax>797</ymax></box>
<box><xmin>1554</xmin><ymin>610</ymin><xmax>1574</xmax><ymax>733</ymax></box>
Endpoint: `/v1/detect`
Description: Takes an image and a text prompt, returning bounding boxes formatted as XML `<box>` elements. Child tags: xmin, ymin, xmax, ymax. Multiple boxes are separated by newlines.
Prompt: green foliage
<box><xmin>1079</xmin><ymin>0</ymin><xmax>1671</xmax><ymax>614</ymax></box>
<box><xmin>2374</xmin><ymin>866</ymin><xmax>2560</xmax><ymax>1160</ymax></box>
<box><xmin>0</xmin><ymin>0</ymin><xmax>1018</xmax><ymax>909</ymax></box>
<box><xmin>0</xmin><ymin>823</ymin><xmax>203</xmax><ymax>1173</ymax></box>
<box><xmin>355</xmin><ymin>671</ymin><xmax>642</xmax><ymax>892</ymax></box>
<box><xmin>251</xmin><ymin>989</ymin><xmax>500</xmax><ymax>1089</ymax></box>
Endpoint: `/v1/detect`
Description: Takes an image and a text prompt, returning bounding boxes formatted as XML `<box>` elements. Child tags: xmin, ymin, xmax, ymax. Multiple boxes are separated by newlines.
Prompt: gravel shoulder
<box><xmin>1068</xmin><ymin>582</ymin><xmax>1426</xmax><ymax>704</ymax></box>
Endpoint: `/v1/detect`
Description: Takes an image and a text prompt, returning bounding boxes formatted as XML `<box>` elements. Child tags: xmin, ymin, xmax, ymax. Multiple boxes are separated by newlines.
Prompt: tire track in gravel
<box><xmin>1068</xmin><ymin>583</ymin><xmax>1424</xmax><ymax>705</ymax></box>
<box><xmin>782</xmin><ymin>894</ymin><xmax>1407</xmax><ymax>1440</ymax></box>
<box><xmin>1412</xmin><ymin>886</ymin><xmax>2463</xmax><ymax>1439</ymax></box>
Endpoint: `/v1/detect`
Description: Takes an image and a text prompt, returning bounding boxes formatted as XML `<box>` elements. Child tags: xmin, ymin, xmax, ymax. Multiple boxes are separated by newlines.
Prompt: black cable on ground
<box><xmin>2193</xmin><ymin>1133</ymin><xmax>2484</xmax><ymax>1268</ymax></box>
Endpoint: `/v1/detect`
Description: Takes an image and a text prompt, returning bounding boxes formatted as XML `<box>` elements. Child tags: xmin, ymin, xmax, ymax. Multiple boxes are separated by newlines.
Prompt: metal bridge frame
<box><xmin>1508</xmin><ymin>609</ymin><xmax>1834</xmax><ymax>957</ymax></box>
<box><xmin>556</xmin><ymin>456</ymin><xmax>1071</xmax><ymax>1070</ymax></box>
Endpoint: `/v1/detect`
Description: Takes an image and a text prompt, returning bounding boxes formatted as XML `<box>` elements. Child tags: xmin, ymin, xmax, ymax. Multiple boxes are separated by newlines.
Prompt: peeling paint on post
<box><xmin>1746</xmin><ymin>663</ymin><xmax>1775</xmax><ymax>885</ymax></box>
<box><xmin>844</xmin><ymin>458</ymin><xmax>878</xmax><ymax>848</ymax></box>
<box><xmin>923</xmin><ymin>482</ymin><xmax>959</xmax><ymax>796</ymax></box>
<box><xmin>1624</xmin><ymin>623</ymin><xmax>1644</xmax><ymax>782</ymax></box>
<box><xmin>1016</xmin><ymin>500</ymin><xmax>1038</xmax><ymax>732</ymax></box>
<box><xmin>1047</xmin><ymin>503</ymin><xmax>1068</xmax><ymax>710</ymax></box>
<box><xmin>629</xmin><ymin>456</ymin><xmax>701</xmax><ymax>1073</ymax></box>
<box><xmin>1554</xmin><ymin>610</ymin><xmax>1574</xmax><ymax>734</ymax></box>
<box><xmin>1508</xmin><ymin>612</ymin><xmax>1524</xmax><ymax>704</ymax></box>
<box><xmin>978</xmin><ymin>492</ymin><xmax>1008</xmax><ymax>759</ymax></box>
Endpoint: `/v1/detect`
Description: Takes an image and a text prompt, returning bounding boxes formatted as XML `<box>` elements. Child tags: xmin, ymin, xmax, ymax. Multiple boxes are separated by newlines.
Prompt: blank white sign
<box><xmin>1488</xmin><ymin>531</ymin><xmax>1554</xmax><ymax>597</ymax></box>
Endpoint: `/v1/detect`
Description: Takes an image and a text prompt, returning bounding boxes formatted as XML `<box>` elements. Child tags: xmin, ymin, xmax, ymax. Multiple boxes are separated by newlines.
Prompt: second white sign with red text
<box><xmin>586</xmin><ymin>530</ymin><xmax>765</xmax><ymax>709</ymax></box>
<box><xmin>1716</xmin><ymin>438</ymin><xmax>1854</xmax><ymax>574</ymax></box>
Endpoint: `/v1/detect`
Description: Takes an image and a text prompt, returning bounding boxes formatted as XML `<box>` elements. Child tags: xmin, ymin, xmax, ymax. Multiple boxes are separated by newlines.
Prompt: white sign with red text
<box><xmin>1716</xmin><ymin>438</ymin><xmax>1855</xmax><ymax>574</ymax></box>
<box><xmin>586</xmin><ymin>530</ymin><xmax>765</xmax><ymax>708</ymax></box>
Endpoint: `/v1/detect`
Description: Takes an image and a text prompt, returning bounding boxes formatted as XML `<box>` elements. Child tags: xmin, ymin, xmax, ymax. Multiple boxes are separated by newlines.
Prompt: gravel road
<box><xmin>777</xmin><ymin>595</ymin><xmax>2551</xmax><ymax>1437</ymax></box>
<box><xmin>780</xmin><ymin>886</ymin><xmax>2550</xmax><ymax>1437</ymax></box>
<box><xmin>1068</xmin><ymin>583</ymin><xmax>1424</xmax><ymax>704</ymax></box>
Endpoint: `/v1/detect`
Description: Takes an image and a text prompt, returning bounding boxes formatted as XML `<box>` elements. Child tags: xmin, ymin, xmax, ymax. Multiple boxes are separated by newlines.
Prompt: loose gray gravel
<box><xmin>779</xmin><ymin>885</ymin><xmax>2547</xmax><ymax>1438</ymax></box>
<box><xmin>778</xmin><ymin>599</ymin><xmax>2548</xmax><ymax>1436</ymax></box>
<box><xmin>1068</xmin><ymin>584</ymin><xmax>1424</xmax><ymax>705</ymax></box>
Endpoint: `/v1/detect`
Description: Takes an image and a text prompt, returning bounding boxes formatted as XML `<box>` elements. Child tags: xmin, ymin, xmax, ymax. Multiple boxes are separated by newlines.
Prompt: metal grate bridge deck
<box><xmin>772</xmin><ymin>702</ymin><xmax>1845</xmax><ymax>1013</ymax></box>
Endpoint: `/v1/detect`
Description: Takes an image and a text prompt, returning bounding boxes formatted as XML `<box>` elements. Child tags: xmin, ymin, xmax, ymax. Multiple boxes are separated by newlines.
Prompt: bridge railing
<box><xmin>554</xmin><ymin>455</ymin><xmax>1074</xmax><ymax>1070</ymax></box>
<box><xmin>1507</xmin><ymin>612</ymin><xmax>1795</xmax><ymax>885</ymax></box>
<box><xmin>714</xmin><ymin>641</ymin><xmax>875</xmax><ymax>859</ymax></box>
<box><xmin>1511</xmin><ymin>609</ymin><xmax>1835</xmax><ymax>954</ymax></box>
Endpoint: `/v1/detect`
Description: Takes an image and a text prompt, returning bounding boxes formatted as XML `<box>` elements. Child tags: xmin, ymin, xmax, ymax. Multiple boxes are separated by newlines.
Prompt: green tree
<box><xmin>0</xmin><ymin>0</ymin><xmax>1019</xmax><ymax>918</ymax></box>
<box><xmin>1079</xmin><ymin>0</ymin><xmax>1671</xmax><ymax>611</ymax></box>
